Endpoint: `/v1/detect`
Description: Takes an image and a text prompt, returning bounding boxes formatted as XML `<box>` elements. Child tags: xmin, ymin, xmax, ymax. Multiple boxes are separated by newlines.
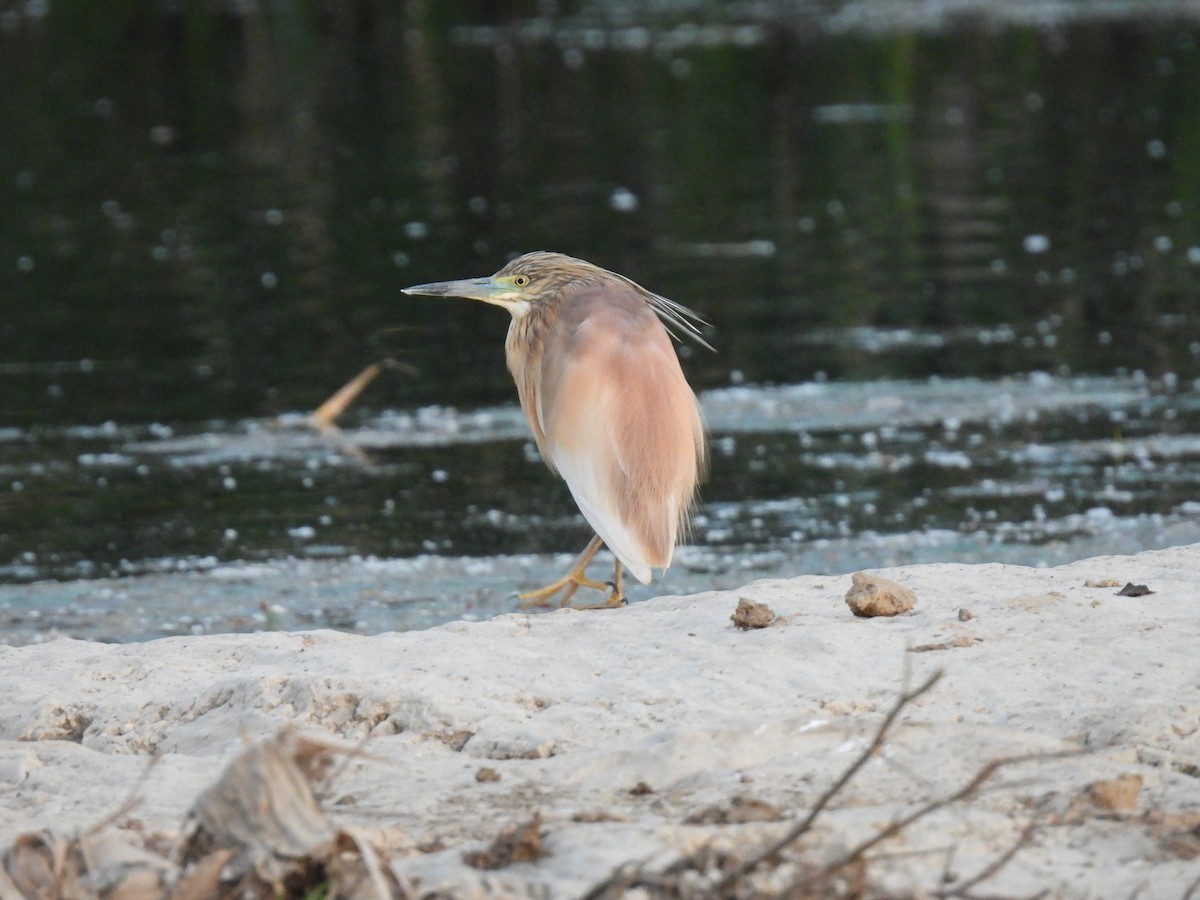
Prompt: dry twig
<box><xmin>710</xmin><ymin>669</ymin><xmax>945</xmax><ymax>894</ymax></box>
<box><xmin>310</xmin><ymin>359</ymin><xmax>414</xmax><ymax>430</ymax></box>
<box><xmin>785</xmin><ymin>749</ymin><xmax>1079</xmax><ymax>895</ymax></box>
<box><xmin>933</xmin><ymin>814</ymin><xmax>1042</xmax><ymax>898</ymax></box>
<box><xmin>586</xmin><ymin>668</ymin><xmax>1082</xmax><ymax>899</ymax></box>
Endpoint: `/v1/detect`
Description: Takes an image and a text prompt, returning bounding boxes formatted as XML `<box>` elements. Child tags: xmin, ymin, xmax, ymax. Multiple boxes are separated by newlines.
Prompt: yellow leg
<box><xmin>558</xmin><ymin>559</ymin><xmax>628</xmax><ymax>610</ymax></box>
<box><xmin>606</xmin><ymin>559</ymin><xmax>626</xmax><ymax>607</ymax></box>
<box><xmin>518</xmin><ymin>535</ymin><xmax>624</xmax><ymax>608</ymax></box>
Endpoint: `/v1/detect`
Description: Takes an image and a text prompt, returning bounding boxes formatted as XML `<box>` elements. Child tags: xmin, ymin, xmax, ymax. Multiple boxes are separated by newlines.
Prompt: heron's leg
<box><xmin>569</xmin><ymin>560</ymin><xmax>628</xmax><ymax>609</ymax></box>
<box><xmin>518</xmin><ymin>535</ymin><xmax>610</xmax><ymax>608</ymax></box>
<box><xmin>604</xmin><ymin>560</ymin><xmax>626</xmax><ymax>607</ymax></box>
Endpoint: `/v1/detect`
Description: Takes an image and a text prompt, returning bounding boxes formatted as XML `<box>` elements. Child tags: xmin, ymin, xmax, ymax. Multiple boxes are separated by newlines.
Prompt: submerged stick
<box><xmin>310</xmin><ymin>359</ymin><xmax>414</xmax><ymax>430</ymax></box>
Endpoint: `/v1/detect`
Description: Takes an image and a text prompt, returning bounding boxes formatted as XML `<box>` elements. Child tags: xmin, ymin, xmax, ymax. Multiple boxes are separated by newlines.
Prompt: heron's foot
<box><xmin>518</xmin><ymin>570</ymin><xmax>611</xmax><ymax>608</ymax></box>
<box><xmin>572</xmin><ymin>581</ymin><xmax>627</xmax><ymax>610</ymax></box>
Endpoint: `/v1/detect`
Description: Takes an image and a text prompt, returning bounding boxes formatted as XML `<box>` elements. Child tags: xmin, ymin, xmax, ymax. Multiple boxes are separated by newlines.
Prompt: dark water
<box><xmin>2</xmin><ymin>3</ymin><xmax>1200</xmax><ymax>642</ymax></box>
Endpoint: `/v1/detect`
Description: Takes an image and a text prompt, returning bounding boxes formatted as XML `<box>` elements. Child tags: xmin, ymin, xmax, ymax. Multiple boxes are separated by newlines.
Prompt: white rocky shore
<box><xmin>2</xmin><ymin>545</ymin><xmax>1198</xmax><ymax>896</ymax></box>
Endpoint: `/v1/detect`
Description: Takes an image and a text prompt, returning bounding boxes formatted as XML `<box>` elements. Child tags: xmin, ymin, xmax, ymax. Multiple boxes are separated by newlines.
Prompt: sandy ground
<box><xmin>2</xmin><ymin>544</ymin><xmax>1199</xmax><ymax>896</ymax></box>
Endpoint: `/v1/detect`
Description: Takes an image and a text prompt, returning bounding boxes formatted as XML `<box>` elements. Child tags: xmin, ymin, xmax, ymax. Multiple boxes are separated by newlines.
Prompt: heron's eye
<box><xmin>512</xmin><ymin>275</ymin><xmax>529</xmax><ymax>287</ymax></box>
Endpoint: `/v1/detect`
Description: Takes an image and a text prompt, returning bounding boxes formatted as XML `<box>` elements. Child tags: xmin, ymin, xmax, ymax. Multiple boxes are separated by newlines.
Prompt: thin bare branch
<box><xmin>1182</xmin><ymin>869</ymin><xmax>1200</xmax><ymax>900</ymax></box>
<box><xmin>314</xmin><ymin>730</ymin><xmax>376</xmax><ymax>800</ymax></box>
<box><xmin>710</xmin><ymin>668</ymin><xmax>944</xmax><ymax>894</ymax></box>
<box><xmin>577</xmin><ymin>854</ymin><xmax>659</xmax><ymax>900</ymax></box>
<box><xmin>310</xmin><ymin>358</ymin><xmax>414</xmax><ymax>430</ymax></box>
<box><xmin>789</xmin><ymin>748</ymin><xmax>1081</xmax><ymax>894</ymax></box>
<box><xmin>934</xmin><ymin>814</ymin><xmax>1040</xmax><ymax>898</ymax></box>
<box><xmin>84</xmin><ymin>752</ymin><xmax>163</xmax><ymax>837</ymax></box>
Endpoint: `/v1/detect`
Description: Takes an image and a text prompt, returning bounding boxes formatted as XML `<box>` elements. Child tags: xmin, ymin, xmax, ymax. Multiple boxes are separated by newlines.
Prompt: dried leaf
<box><xmin>170</xmin><ymin>849</ymin><xmax>235</xmax><ymax>900</ymax></box>
<box><xmin>4</xmin><ymin>831</ymin><xmax>65</xmax><ymax>899</ymax></box>
<box><xmin>326</xmin><ymin>829</ymin><xmax>397</xmax><ymax>900</ymax></box>
<box><xmin>685</xmin><ymin>796</ymin><xmax>783</xmax><ymax>825</ymax></box>
<box><xmin>1</xmin><ymin>729</ymin><xmax>391</xmax><ymax>900</ymax></box>
<box><xmin>184</xmin><ymin>729</ymin><xmax>353</xmax><ymax>884</ymax></box>
<box><xmin>105</xmin><ymin>865</ymin><xmax>169</xmax><ymax>900</ymax></box>
<box><xmin>79</xmin><ymin>831</ymin><xmax>173</xmax><ymax>899</ymax></box>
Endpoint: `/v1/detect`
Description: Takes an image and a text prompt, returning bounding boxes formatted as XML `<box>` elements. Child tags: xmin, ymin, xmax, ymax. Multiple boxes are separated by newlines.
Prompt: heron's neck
<box><xmin>506</xmin><ymin>296</ymin><xmax>561</xmax><ymax>381</ymax></box>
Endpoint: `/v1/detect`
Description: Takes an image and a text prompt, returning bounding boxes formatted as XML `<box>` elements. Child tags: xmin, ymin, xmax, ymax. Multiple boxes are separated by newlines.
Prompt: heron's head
<box><xmin>402</xmin><ymin>251</ymin><xmax>606</xmax><ymax>316</ymax></box>
<box><xmin>403</xmin><ymin>250</ymin><xmax>604</xmax><ymax>316</ymax></box>
<box><xmin>404</xmin><ymin>251</ymin><xmax>713</xmax><ymax>349</ymax></box>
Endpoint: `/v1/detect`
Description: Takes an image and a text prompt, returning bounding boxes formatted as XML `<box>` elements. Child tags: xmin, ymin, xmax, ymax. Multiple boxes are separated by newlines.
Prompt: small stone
<box><xmin>629</xmin><ymin>781</ymin><xmax>654</xmax><ymax>796</ymax></box>
<box><xmin>463</xmin><ymin>813</ymin><xmax>545</xmax><ymax>869</ymax></box>
<box><xmin>1117</xmin><ymin>582</ymin><xmax>1154</xmax><ymax>597</ymax></box>
<box><xmin>437</xmin><ymin>729</ymin><xmax>474</xmax><ymax>752</ymax></box>
<box><xmin>845</xmin><ymin>572</ymin><xmax>917</xmax><ymax>618</ymax></box>
<box><xmin>1085</xmin><ymin>578</ymin><xmax>1122</xmax><ymax>588</ymax></box>
<box><xmin>731</xmin><ymin>597</ymin><xmax>776</xmax><ymax>629</ymax></box>
<box><xmin>957</xmin><ymin>608</ymin><xmax>973</xmax><ymax>621</ymax></box>
<box><xmin>475</xmin><ymin>767</ymin><xmax>501</xmax><ymax>783</ymax></box>
<box><xmin>1085</xmin><ymin>774</ymin><xmax>1143</xmax><ymax>811</ymax></box>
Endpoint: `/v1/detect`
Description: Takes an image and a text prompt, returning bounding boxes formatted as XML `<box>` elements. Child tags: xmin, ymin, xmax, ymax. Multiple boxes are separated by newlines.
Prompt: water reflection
<box><xmin>2</xmin><ymin>4</ymin><xmax>1200</xmax><ymax>639</ymax></box>
<box><xmin>5</xmin><ymin>7</ymin><xmax>1200</xmax><ymax>423</ymax></box>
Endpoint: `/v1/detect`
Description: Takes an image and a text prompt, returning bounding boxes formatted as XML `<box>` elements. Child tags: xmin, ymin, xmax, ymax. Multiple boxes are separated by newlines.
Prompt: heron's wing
<box><xmin>539</xmin><ymin>284</ymin><xmax>705</xmax><ymax>583</ymax></box>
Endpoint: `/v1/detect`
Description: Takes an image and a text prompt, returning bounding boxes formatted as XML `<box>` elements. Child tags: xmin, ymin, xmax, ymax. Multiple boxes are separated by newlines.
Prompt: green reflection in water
<box><xmin>3</xmin><ymin>8</ymin><xmax>1199</xmax><ymax>427</ymax></box>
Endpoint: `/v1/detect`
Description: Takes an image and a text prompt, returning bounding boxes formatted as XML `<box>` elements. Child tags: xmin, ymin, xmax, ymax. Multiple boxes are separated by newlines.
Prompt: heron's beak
<box><xmin>402</xmin><ymin>277</ymin><xmax>516</xmax><ymax>309</ymax></box>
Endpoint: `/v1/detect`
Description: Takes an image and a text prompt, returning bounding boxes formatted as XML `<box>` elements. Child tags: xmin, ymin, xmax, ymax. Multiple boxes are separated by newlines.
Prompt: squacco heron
<box><xmin>403</xmin><ymin>251</ymin><xmax>710</xmax><ymax>608</ymax></box>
